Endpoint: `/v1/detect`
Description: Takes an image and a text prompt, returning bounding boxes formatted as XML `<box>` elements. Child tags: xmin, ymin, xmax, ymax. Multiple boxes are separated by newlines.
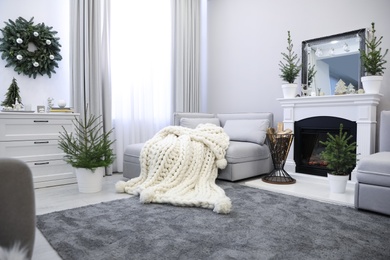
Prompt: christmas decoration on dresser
<box><xmin>1</xmin><ymin>77</ymin><xmax>23</xmax><ymax>110</ymax></box>
<box><xmin>0</xmin><ymin>17</ymin><xmax>62</xmax><ymax>78</ymax></box>
<box><xmin>47</xmin><ymin>97</ymin><xmax>54</xmax><ymax>112</ymax></box>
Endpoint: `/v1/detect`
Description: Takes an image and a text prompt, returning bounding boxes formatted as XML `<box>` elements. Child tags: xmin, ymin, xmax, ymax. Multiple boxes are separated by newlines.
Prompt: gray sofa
<box><xmin>355</xmin><ymin>110</ymin><xmax>390</xmax><ymax>215</ymax></box>
<box><xmin>123</xmin><ymin>112</ymin><xmax>274</xmax><ymax>181</ymax></box>
<box><xmin>0</xmin><ymin>158</ymin><xmax>35</xmax><ymax>259</ymax></box>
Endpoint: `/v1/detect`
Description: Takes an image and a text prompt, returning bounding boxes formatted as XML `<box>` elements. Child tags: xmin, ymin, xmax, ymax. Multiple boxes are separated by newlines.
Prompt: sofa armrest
<box><xmin>379</xmin><ymin>111</ymin><xmax>390</xmax><ymax>152</ymax></box>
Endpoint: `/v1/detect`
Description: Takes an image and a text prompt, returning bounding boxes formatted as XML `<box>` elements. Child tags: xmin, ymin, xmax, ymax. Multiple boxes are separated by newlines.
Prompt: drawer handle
<box><xmin>34</xmin><ymin>162</ymin><xmax>50</xmax><ymax>166</ymax></box>
<box><xmin>34</xmin><ymin>141</ymin><xmax>50</xmax><ymax>144</ymax></box>
<box><xmin>33</xmin><ymin>120</ymin><xmax>49</xmax><ymax>123</ymax></box>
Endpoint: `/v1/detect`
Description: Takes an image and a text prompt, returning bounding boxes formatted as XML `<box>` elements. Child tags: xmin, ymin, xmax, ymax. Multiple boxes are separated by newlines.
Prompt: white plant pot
<box><xmin>75</xmin><ymin>167</ymin><xmax>104</xmax><ymax>193</ymax></box>
<box><xmin>327</xmin><ymin>173</ymin><xmax>349</xmax><ymax>194</ymax></box>
<box><xmin>282</xmin><ymin>83</ymin><xmax>297</xmax><ymax>98</ymax></box>
<box><xmin>361</xmin><ymin>75</ymin><xmax>383</xmax><ymax>94</ymax></box>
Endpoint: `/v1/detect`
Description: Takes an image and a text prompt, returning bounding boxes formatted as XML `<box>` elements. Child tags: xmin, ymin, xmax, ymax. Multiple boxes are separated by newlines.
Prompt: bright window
<box><xmin>110</xmin><ymin>0</ymin><xmax>172</xmax><ymax>171</ymax></box>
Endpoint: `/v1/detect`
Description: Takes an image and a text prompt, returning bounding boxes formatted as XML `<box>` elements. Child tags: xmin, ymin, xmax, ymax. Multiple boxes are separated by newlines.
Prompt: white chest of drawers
<box><xmin>0</xmin><ymin>112</ymin><xmax>80</xmax><ymax>188</ymax></box>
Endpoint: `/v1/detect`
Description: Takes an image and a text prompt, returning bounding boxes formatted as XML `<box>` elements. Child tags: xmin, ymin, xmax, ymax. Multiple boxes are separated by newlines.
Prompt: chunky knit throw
<box><xmin>115</xmin><ymin>124</ymin><xmax>232</xmax><ymax>214</ymax></box>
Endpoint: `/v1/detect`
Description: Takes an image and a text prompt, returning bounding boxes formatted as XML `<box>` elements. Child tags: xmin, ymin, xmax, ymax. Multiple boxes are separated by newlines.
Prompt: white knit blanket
<box><xmin>116</xmin><ymin>124</ymin><xmax>232</xmax><ymax>214</ymax></box>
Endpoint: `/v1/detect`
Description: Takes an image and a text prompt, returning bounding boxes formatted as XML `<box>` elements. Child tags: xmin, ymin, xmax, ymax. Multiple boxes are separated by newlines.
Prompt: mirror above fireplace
<box><xmin>301</xmin><ymin>29</ymin><xmax>366</xmax><ymax>95</ymax></box>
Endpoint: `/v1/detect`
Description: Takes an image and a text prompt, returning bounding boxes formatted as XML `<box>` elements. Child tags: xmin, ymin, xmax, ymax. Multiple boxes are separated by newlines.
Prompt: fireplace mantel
<box><xmin>278</xmin><ymin>93</ymin><xmax>382</xmax><ymax>179</ymax></box>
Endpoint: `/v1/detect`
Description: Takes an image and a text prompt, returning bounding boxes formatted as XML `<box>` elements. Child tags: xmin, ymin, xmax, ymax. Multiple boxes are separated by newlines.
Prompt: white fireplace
<box><xmin>278</xmin><ymin>93</ymin><xmax>382</xmax><ymax>181</ymax></box>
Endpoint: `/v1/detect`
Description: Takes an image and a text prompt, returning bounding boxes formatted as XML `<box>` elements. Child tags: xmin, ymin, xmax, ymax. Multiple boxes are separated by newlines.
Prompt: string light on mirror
<box><xmin>306</xmin><ymin>45</ymin><xmax>311</xmax><ymax>55</ymax></box>
<box><xmin>315</xmin><ymin>48</ymin><xmax>323</xmax><ymax>57</ymax></box>
<box><xmin>355</xmin><ymin>33</ymin><xmax>362</xmax><ymax>42</ymax></box>
<box><xmin>343</xmin><ymin>43</ymin><xmax>350</xmax><ymax>52</ymax></box>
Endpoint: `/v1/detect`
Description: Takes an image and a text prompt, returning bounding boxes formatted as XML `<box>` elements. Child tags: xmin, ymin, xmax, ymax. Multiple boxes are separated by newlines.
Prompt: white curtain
<box><xmin>110</xmin><ymin>0</ymin><xmax>172</xmax><ymax>172</ymax></box>
<box><xmin>70</xmin><ymin>0</ymin><xmax>113</xmax><ymax>175</ymax></box>
<box><xmin>173</xmin><ymin>0</ymin><xmax>201</xmax><ymax>112</ymax></box>
<box><xmin>107</xmin><ymin>0</ymin><xmax>202</xmax><ymax>172</ymax></box>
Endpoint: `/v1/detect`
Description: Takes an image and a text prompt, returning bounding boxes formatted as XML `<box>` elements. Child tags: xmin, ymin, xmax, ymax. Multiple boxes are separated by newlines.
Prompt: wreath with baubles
<box><xmin>0</xmin><ymin>17</ymin><xmax>62</xmax><ymax>78</ymax></box>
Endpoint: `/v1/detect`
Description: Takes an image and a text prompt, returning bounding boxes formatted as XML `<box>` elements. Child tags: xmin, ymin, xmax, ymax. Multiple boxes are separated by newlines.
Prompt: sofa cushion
<box><xmin>356</xmin><ymin>152</ymin><xmax>390</xmax><ymax>187</ymax></box>
<box><xmin>173</xmin><ymin>113</ymin><xmax>215</xmax><ymax>126</ymax></box>
<box><xmin>217</xmin><ymin>112</ymin><xmax>273</xmax><ymax>127</ymax></box>
<box><xmin>223</xmin><ymin>119</ymin><xmax>269</xmax><ymax>145</ymax></box>
<box><xmin>225</xmin><ymin>141</ymin><xmax>270</xmax><ymax>164</ymax></box>
<box><xmin>180</xmin><ymin>117</ymin><xmax>221</xmax><ymax>129</ymax></box>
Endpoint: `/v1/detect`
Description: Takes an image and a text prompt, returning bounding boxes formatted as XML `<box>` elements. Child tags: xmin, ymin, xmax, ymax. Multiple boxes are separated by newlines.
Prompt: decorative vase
<box><xmin>327</xmin><ymin>173</ymin><xmax>349</xmax><ymax>193</ymax></box>
<box><xmin>361</xmin><ymin>76</ymin><xmax>383</xmax><ymax>94</ymax></box>
<box><xmin>57</xmin><ymin>99</ymin><xmax>67</xmax><ymax>108</ymax></box>
<box><xmin>282</xmin><ymin>83</ymin><xmax>297</xmax><ymax>98</ymax></box>
<box><xmin>75</xmin><ymin>167</ymin><xmax>104</xmax><ymax>193</ymax></box>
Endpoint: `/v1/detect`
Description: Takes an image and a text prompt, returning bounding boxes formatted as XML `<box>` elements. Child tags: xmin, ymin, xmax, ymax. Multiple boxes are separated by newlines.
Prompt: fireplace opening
<box><xmin>294</xmin><ymin>116</ymin><xmax>357</xmax><ymax>177</ymax></box>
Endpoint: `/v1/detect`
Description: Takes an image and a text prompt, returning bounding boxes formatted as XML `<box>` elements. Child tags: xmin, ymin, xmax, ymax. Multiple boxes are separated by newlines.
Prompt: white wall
<box><xmin>206</xmin><ymin>0</ymin><xmax>390</xmax><ymax>125</ymax></box>
<box><xmin>0</xmin><ymin>0</ymin><xmax>70</xmax><ymax>110</ymax></box>
<box><xmin>1</xmin><ymin>0</ymin><xmax>389</xmax><ymax>122</ymax></box>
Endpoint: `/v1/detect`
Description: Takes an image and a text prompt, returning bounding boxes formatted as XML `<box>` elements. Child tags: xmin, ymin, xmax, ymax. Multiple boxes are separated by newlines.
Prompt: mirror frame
<box><xmin>301</xmin><ymin>29</ymin><xmax>366</xmax><ymax>93</ymax></box>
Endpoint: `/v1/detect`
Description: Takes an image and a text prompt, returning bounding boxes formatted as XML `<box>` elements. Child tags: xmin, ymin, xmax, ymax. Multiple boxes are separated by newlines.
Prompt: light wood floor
<box><xmin>32</xmin><ymin>172</ymin><xmax>355</xmax><ymax>259</ymax></box>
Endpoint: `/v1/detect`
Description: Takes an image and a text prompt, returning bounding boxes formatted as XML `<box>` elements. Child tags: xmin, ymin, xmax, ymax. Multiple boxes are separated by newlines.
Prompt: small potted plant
<box><xmin>360</xmin><ymin>22</ymin><xmax>388</xmax><ymax>93</ymax></box>
<box><xmin>320</xmin><ymin>124</ymin><xmax>357</xmax><ymax>193</ymax></box>
<box><xmin>279</xmin><ymin>31</ymin><xmax>301</xmax><ymax>98</ymax></box>
<box><xmin>58</xmin><ymin>110</ymin><xmax>115</xmax><ymax>193</ymax></box>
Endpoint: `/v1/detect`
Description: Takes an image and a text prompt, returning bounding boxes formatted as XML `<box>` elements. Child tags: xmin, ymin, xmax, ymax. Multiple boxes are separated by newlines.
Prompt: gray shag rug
<box><xmin>36</xmin><ymin>181</ymin><xmax>390</xmax><ymax>260</ymax></box>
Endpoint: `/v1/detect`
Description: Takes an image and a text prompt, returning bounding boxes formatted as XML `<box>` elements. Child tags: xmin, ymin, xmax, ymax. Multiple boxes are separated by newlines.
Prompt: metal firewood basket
<box><xmin>262</xmin><ymin>133</ymin><xmax>296</xmax><ymax>184</ymax></box>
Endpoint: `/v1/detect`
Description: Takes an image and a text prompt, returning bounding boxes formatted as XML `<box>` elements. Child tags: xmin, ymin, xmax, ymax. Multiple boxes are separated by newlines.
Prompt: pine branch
<box><xmin>279</xmin><ymin>31</ymin><xmax>301</xmax><ymax>83</ymax></box>
<box><xmin>58</xmin><ymin>112</ymin><xmax>116</xmax><ymax>170</ymax></box>
<box><xmin>360</xmin><ymin>22</ymin><xmax>388</xmax><ymax>76</ymax></box>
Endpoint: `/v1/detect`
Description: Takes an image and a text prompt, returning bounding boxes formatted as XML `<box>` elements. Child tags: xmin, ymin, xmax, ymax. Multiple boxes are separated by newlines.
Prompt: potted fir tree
<box><xmin>320</xmin><ymin>124</ymin><xmax>357</xmax><ymax>193</ymax></box>
<box><xmin>58</xmin><ymin>110</ymin><xmax>115</xmax><ymax>193</ymax></box>
<box><xmin>279</xmin><ymin>31</ymin><xmax>301</xmax><ymax>98</ymax></box>
<box><xmin>360</xmin><ymin>22</ymin><xmax>388</xmax><ymax>94</ymax></box>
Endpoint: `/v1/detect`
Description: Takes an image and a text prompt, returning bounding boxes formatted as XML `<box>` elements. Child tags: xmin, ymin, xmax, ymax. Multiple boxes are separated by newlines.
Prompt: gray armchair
<box><xmin>0</xmin><ymin>158</ymin><xmax>35</xmax><ymax>259</ymax></box>
<box><xmin>355</xmin><ymin>111</ymin><xmax>390</xmax><ymax>215</ymax></box>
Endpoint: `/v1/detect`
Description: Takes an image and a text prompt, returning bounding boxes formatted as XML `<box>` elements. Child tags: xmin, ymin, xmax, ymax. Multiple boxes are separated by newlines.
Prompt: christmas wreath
<box><xmin>0</xmin><ymin>17</ymin><xmax>62</xmax><ymax>78</ymax></box>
